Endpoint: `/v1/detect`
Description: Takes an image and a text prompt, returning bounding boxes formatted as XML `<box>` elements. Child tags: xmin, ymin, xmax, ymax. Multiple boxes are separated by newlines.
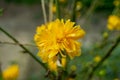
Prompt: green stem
<box><xmin>0</xmin><ymin>41</ymin><xmax>36</xmax><ymax>47</ymax></box>
<box><xmin>55</xmin><ymin>0</ymin><xmax>61</xmax><ymax>19</ymax></box>
<box><xmin>71</xmin><ymin>0</ymin><xmax>77</xmax><ymax>22</ymax></box>
<box><xmin>0</xmin><ymin>62</ymin><xmax>2</xmax><ymax>80</ymax></box>
<box><xmin>82</xmin><ymin>0</ymin><xmax>99</xmax><ymax>25</ymax></box>
<box><xmin>41</xmin><ymin>0</ymin><xmax>47</xmax><ymax>23</ymax></box>
<box><xmin>49</xmin><ymin>0</ymin><xmax>54</xmax><ymax>21</ymax></box>
<box><xmin>87</xmin><ymin>35</ymin><xmax>120</xmax><ymax>80</ymax></box>
<box><xmin>0</xmin><ymin>27</ymin><xmax>47</xmax><ymax>70</ymax></box>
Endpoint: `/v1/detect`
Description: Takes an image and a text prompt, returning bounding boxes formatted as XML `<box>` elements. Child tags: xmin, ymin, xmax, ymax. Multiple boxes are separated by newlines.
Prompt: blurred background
<box><xmin>0</xmin><ymin>0</ymin><xmax>120</xmax><ymax>80</ymax></box>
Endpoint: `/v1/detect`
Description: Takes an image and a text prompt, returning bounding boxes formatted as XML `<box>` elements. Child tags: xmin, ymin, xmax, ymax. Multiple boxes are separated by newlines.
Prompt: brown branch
<box><xmin>0</xmin><ymin>27</ymin><xmax>47</xmax><ymax>70</ymax></box>
<box><xmin>83</xmin><ymin>0</ymin><xmax>99</xmax><ymax>19</ymax></box>
<box><xmin>82</xmin><ymin>0</ymin><xmax>99</xmax><ymax>26</ymax></box>
<box><xmin>0</xmin><ymin>62</ymin><xmax>2</xmax><ymax>79</ymax></box>
<box><xmin>71</xmin><ymin>0</ymin><xmax>77</xmax><ymax>22</ymax></box>
<box><xmin>87</xmin><ymin>35</ymin><xmax>120</xmax><ymax>80</ymax></box>
<box><xmin>0</xmin><ymin>41</ymin><xmax>36</xmax><ymax>47</ymax></box>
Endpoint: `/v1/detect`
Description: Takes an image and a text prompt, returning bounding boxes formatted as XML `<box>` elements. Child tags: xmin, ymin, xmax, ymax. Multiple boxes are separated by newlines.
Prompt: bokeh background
<box><xmin>0</xmin><ymin>0</ymin><xmax>120</xmax><ymax>80</ymax></box>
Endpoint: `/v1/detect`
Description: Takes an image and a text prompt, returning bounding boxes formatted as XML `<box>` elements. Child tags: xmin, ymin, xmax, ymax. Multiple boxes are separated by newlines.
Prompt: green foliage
<box><xmin>66</xmin><ymin>35</ymin><xmax>120</xmax><ymax>80</ymax></box>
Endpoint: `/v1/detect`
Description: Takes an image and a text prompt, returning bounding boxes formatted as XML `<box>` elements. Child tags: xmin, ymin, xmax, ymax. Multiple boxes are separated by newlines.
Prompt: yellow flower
<box><xmin>76</xmin><ymin>1</ymin><xmax>82</xmax><ymax>11</ymax></box>
<box><xmin>94</xmin><ymin>55</ymin><xmax>101</xmax><ymax>63</ymax></box>
<box><xmin>114</xmin><ymin>78</ymin><xmax>119</xmax><ymax>80</ymax></box>
<box><xmin>70</xmin><ymin>65</ymin><xmax>77</xmax><ymax>71</ymax></box>
<box><xmin>52</xmin><ymin>5</ymin><xmax>56</xmax><ymax>13</ymax></box>
<box><xmin>113</xmin><ymin>0</ymin><xmax>120</xmax><ymax>6</ymax></box>
<box><xmin>107</xmin><ymin>15</ymin><xmax>120</xmax><ymax>30</ymax></box>
<box><xmin>34</xmin><ymin>19</ymin><xmax>85</xmax><ymax>71</ymax></box>
<box><xmin>103</xmin><ymin>32</ymin><xmax>109</xmax><ymax>39</ymax></box>
<box><xmin>3</xmin><ymin>64</ymin><xmax>19</xmax><ymax>80</ymax></box>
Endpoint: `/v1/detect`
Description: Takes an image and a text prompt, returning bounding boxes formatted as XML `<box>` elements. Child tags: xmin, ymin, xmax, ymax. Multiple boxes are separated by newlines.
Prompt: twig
<box><xmin>0</xmin><ymin>41</ymin><xmax>36</xmax><ymax>47</ymax></box>
<box><xmin>71</xmin><ymin>0</ymin><xmax>77</xmax><ymax>22</ymax></box>
<box><xmin>84</xmin><ymin>0</ymin><xmax>98</xmax><ymax>18</ymax></box>
<box><xmin>49</xmin><ymin>0</ymin><xmax>53</xmax><ymax>21</ymax></box>
<box><xmin>0</xmin><ymin>27</ymin><xmax>47</xmax><ymax>70</ymax></box>
<box><xmin>41</xmin><ymin>0</ymin><xmax>47</xmax><ymax>23</ymax></box>
<box><xmin>55</xmin><ymin>0</ymin><xmax>61</xmax><ymax>19</ymax></box>
<box><xmin>82</xmin><ymin>0</ymin><xmax>99</xmax><ymax>25</ymax></box>
<box><xmin>0</xmin><ymin>62</ymin><xmax>2</xmax><ymax>79</ymax></box>
<box><xmin>87</xmin><ymin>35</ymin><xmax>120</xmax><ymax>80</ymax></box>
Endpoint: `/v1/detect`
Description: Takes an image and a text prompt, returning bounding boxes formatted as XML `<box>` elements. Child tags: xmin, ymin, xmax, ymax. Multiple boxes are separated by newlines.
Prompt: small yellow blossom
<box><xmin>114</xmin><ymin>78</ymin><xmax>119</xmax><ymax>80</ymax></box>
<box><xmin>94</xmin><ymin>55</ymin><xmax>101</xmax><ymax>63</ymax></box>
<box><xmin>3</xmin><ymin>64</ymin><xmax>19</xmax><ymax>80</ymax></box>
<box><xmin>107</xmin><ymin>15</ymin><xmax>120</xmax><ymax>30</ymax></box>
<box><xmin>103</xmin><ymin>32</ymin><xmax>109</xmax><ymax>39</ymax></box>
<box><xmin>34</xmin><ymin>19</ymin><xmax>85</xmax><ymax>71</ymax></box>
<box><xmin>99</xmin><ymin>69</ymin><xmax>106</xmax><ymax>76</ymax></box>
<box><xmin>70</xmin><ymin>65</ymin><xmax>77</xmax><ymax>71</ymax></box>
<box><xmin>52</xmin><ymin>5</ymin><xmax>56</xmax><ymax>13</ymax></box>
<box><xmin>76</xmin><ymin>1</ymin><xmax>82</xmax><ymax>11</ymax></box>
<box><xmin>113</xmin><ymin>0</ymin><xmax>120</xmax><ymax>6</ymax></box>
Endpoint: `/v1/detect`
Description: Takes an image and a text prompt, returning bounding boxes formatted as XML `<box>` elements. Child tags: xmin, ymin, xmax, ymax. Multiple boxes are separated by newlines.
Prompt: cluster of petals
<box><xmin>107</xmin><ymin>15</ymin><xmax>120</xmax><ymax>30</ymax></box>
<box><xmin>34</xmin><ymin>19</ymin><xmax>85</xmax><ymax>71</ymax></box>
<box><xmin>3</xmin><ymin>65</ymin><xmax>19</xmax><ymax>80</ymax></box>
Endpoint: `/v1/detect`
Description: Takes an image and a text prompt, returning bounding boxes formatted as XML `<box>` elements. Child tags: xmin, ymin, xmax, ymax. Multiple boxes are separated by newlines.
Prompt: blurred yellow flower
<box><xmin>70</xmin><ymin>65</ymin><xmax>77</xmax><ymax>71</ymax></box>
<box><xmin>113</xmin><ymin>0</ymin><xmax>120</xmax><ymax>6</ymax></box>
<box><xmin>34</xmin><ymin>19</ymin><xmax>85</xmax><ymax>71</ymax></box>
<box><xmin>3</xmin><ymin>64</ymin><xmax>19</xmax><ymax>80</ymax></box>
<box><xmin>103</xmin><ymin>32</ymin><xmax>109</xmax><ymax>39</ymax></box>
<box><xmin>94</xmin><ymin>55</ymin><xmax>101</xmax><ymax>62</ymax></box>
<box><xmin>114</xmin><ymin>78</ymin><xmax>119</xmax><ymax>80</ymax></box>
<box><xmin>99</xmin><ymin>69</ymin><xmax>106</xmax><ymax>76</ymax></box>
<box><xmin>52</xmin><ymin>5</ymin><xmax>56</xmax><ymax>13</ymax></box>
<box><xmin>107</xmin><ymin>15</ymin><xmax>120</xmax><ymax>30</ymax></box>
<box><xmin>76</xmin><ymin>1</ymin><xmax>82</xmax><ymax>11</ymax></box>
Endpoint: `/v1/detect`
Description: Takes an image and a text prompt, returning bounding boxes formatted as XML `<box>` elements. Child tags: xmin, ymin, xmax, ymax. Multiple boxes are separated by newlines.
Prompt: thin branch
<box><xmin>0</xmin><ymin>62</ymin><xmax>2</xmax><ymax>79</ymax></box>
<box><xmin>87</xmin><ymin>35</ymin><xmax>120</xmax><ymax>80</ymax></box>
<box><xmin>55</xmin><ymin>0</ymin><xmax>61</xmax><ymax>19</ymax></box>
<box><xmin>0</xmin><ymin>41</ymin><xmax>36</xmax><ymax>47</ymax></box>
<box><xmin>41</xmin><ymin>0</ymin><xmax>47</xmax><ymax>23</ymax></box>
<box><xmin>49</xmin><ymin>0</ymin><xmax>53</xmax><ymax>22</ymax></box>
<box><xmin>0</xmin><ymin>27</ymin><xmax>47</xmax><ymax>70</ymax></box>
<box><xmin>82</xmin><ymin>0</ymin><xmax>99</xmax><ymax>25</ymax></box>
<box><xmin>84</xmin><ymin>0</ymin><xmax>98</xmax><ymax>18</ymax></box>
<box><xmin>71</xmin><ymin>0</ymin><xmax>77</xmax><ymax>22</ymax></box>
